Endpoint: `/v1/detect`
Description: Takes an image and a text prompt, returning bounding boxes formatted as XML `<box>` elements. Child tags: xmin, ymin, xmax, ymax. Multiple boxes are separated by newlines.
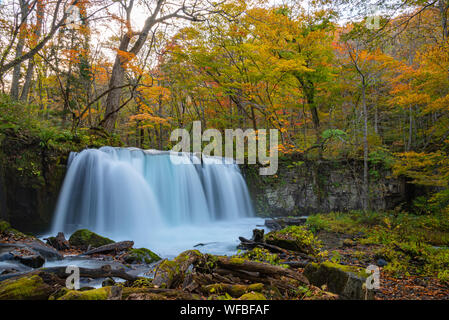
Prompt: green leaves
<box><xmin>321</xmin><ymin>129</ymin><xmax>347</xmax><ymax>141</ymax></box>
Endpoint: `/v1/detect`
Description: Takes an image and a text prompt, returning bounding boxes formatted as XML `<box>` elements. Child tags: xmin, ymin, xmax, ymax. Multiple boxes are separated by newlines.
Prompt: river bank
<box><xmin>1</xmin><ymin>212</ymin><xmax>448</xmax><ymax>300</ymax></box>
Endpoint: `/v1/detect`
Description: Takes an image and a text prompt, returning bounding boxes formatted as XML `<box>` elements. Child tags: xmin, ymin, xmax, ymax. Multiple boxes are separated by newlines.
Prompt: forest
<box><xmin>0</xmin><ymin>0</ymin><xmax>448</xmax><ymax>303</ymax></box>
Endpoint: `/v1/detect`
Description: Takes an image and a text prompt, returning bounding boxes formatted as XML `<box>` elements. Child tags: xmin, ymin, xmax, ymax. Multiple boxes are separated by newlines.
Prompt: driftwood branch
<box><xmin>239</xmin><ymin>236</ymin><xmax>317</xmax><ymax>262</ymax></box>
<box><xmin>216</xmin><ymin>257</ymin><xmax>309</xmax><ymax>285</ymax></box>
<box><xmin>80</xmin><ymin>241</ymin><xmax>134</xmax><ymax>256</ymax></box>
<box><xmin>41</xmin><ymin>265</ymin><xmax>137</xmax><ymax>281</ymax></box>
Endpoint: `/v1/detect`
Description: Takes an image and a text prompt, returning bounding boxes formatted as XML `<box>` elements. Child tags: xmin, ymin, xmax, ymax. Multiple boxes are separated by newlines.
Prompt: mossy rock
<box><xmin>239</xmin><ymin>292</ymin><xmax>267</xmax><ymax>300</ymax></box>
<box><xmin>123</xmin><ymin>248</ymin><xmax>161</xmax><ymax>264</ymax></box>
<box><xmin>0</xmin><ymin>220</ymin><xmax>27</xmax><ymax>238</ymax></box>
<box><xmin>0</xmin><ymin>220</ymin><xmax>11</xmax><ymax>233</ymax></box>
<box><xmin>265</xmin><ymin>226</ymin><xmax>321</xmax><ymax>255</ymax></box>
<box><xmin>152</xmin><ymin>250</ymin><xmax>203</xmax><ymax>289</ymax></box>
<box><xmin>68</xmin><ymin>229</ymin><xmax>114</xmax><ymax>249</ymax></box>
<box><xmin>57</xmin><ymin>286</ymin><xmax>122</xmax><ymax>300</ymax></box>
<box><xmin>0</xmin><ymin>274</ymin><xmax>54</xmax><ymax>300</ymax></box>
<box><xmin>303</xmin><ymin>261</ymin><xmax>373</xmax><ymax>300</ymax></box>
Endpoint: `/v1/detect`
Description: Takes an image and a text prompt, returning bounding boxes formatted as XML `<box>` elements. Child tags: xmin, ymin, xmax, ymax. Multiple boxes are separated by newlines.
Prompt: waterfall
<box><xmin>51</xmin><ymin>147</ymin><xmax>255</xmax><ymax>249</ymax></box>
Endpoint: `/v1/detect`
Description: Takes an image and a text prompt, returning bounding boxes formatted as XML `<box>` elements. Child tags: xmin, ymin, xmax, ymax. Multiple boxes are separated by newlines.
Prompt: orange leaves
<box><xmin>116</xmin><ymin>49</ymin><xmax>136</xmax><ymax>64</ymax></box>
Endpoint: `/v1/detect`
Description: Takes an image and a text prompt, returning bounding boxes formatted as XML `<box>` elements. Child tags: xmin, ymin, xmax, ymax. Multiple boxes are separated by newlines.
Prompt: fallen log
<box><xmin>200</xmin><ymin>282</ymin><xmax>264</xmax><ymax>297</ymax></box>
<box><xmin>80</xmin><ymin>241</ymin><xmax>134</xmax><ymax>256</ymax></box>
<box><xmin>0</xmin><ymin>265</ymin><xmax>138</xmax><ymax>283</ymax></box>
<box><xmin>41</xmin><ymin>264</ymin><xmax>137</xmax><ymax>281</ymax></box>
<box><xmin>239</xmin><ymin>236</ymin><xmax>317</xmax><ymax>261</ymax></box>
<box><xmin>281</xmin><ymin>261</ymin><xmax>309</xmax><ymax>268</ymax></box>
<box><xmin>123</xmin><ymin>287</ymin><xmax>199</xmax><ymax>300</ymax></box>
<box><xmin>216</xmin><ymin>257</ymin><xmax>309</xmax><ymax>285</ymax></box>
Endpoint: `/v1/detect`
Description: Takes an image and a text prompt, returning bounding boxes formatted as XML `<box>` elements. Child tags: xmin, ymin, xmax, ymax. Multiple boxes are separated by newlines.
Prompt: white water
<box><xmin>51</xmin><ymin>147</ymin><xmax>261</xmax><ymax>257</ymax></box>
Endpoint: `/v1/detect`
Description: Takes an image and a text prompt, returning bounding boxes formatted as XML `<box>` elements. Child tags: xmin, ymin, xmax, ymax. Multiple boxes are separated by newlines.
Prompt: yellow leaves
<box><xmin>127</xmin><ymin>113</ymin><xmax>171</xmax><ymax>131</ymax></box>
<box><xmin>392</xmin><ymin>151</ymin><xmax>449</xmax><ymax>187</ymax></box>
<box><xmin>138</xmin><ymin>85</ymin><xmax>171</xmax><ymax>103</ymax></box>
<box><xmin>425</xmin><ymin>94</ymin><xmax>449</xmax><ymax>113</ymax></box>
<box><xmin>129</xmin><ymin>114</ymin><xmax>168</xmax><ymax>124</ymax></box>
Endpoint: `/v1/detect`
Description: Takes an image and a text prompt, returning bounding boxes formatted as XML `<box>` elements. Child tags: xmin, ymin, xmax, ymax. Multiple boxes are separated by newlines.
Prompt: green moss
<box><xmin>126</xmin><ymin>248</ymin><xmax>161</xmax><ymax>264</ymax></box>
<box><xmin>131</xmin><ymin>277</ymin><xmax>153</xmax><ymax>288</ymax></box>
<box><xmin>69</xmin><ymin>229</ymin><xmax>114</xmax><ymax>248</ymax></box>
<box><xmin>0</xmin><ymin>220</ymin><xmax>28</xmax><ymax>238</ymax></box>
<box><xmin>265</xmin><ymin>226</ymin><xmax>322</xmax><ymax>255</ymax></box>
<box><xmin>228</xmin><ymin>257</ymin><xmax>246</xmax><ymax>264</ymax></box>
<box><xmin>204</xmin><ymin>283</ymin><xmax>264</xmax><ymax>298</ymax></box>
<box><xmin>0</xmin><ymin>275</ymin><xmax>53</xmax><ymax>300</ymax></box>
<box><xmin>236</xmin><ymin>248</ymin><xmax>283</xmax><ymax>266</ymax></box>
<box><xmin>0</xmin><ymin>220</ymin><xmax>11</xmax><ymax>232</ymax></box>
<box><xmin>239</xmin><ymin>292</ymin><xmax>266</xmax><ymax>300</ymax></box>
<box><xmin>57</xmin><ymin>287</ymin><xmax>111</xmax><ymax>300</ymax></box>
<box><xmin>320</xmin><ymin>261</ymin><xmax>369</xmax><ymax>278</ymax></box>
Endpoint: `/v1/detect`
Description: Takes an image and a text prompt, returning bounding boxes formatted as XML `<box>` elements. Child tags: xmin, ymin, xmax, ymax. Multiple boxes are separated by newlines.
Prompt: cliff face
<box><xmin>0</xmin><ymin>130</ymin><xmax>67</xmax><ymax>233</ymax></box>
<box><xmin>242</xmin><ymin>156</ymin><xmax>408</xmax><ymax>217</ymax></box>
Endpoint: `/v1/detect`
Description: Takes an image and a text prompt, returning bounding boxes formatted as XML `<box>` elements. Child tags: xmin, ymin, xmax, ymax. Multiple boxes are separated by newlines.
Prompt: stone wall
<box><xmin>242</xmin><ymin>155</ymin><xmax>407</xmax><ymax>217</ymax></box>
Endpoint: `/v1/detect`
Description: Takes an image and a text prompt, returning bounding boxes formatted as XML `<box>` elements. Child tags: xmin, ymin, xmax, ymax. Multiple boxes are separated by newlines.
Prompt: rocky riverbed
<box><xmin>1</xmin><ymin>218</ymin><xmax>448</xmax><ymax>300</ymax></box>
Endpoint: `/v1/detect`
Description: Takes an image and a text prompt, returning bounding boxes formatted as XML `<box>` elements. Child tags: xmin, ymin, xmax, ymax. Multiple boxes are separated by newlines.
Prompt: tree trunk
<box><xmin>103</xmin><ymin>35</ymin><xmax>131</xmax><ymax>130</ymax></box>
<box><xmin>20</xmin><ymin>1</ymin><xmax>44</xmax><ymax>101</ymax></box>
<box><xmin>362</xmin><ymin>80</ymin><xmax>369</xmax><ymax>212</ymax></box>
<box><xmin>10</xmin><ymin>0</ymin><xmax>28</xmax><ymax>100</ymax></box>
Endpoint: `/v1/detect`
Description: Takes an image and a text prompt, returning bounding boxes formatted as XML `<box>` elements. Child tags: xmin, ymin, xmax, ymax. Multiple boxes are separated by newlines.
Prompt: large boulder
<box><xmin>303</xmin><ymin>261</ymin><xmax>374</xmax><ymax>300</ymax></box>
<box><xmin>10</xmin><ymin>247</ymin><xmax>45</xmax><ymax>268</ymax></box>
<box><xmin>0</xmin><ymin>240</ymin><xmax>62</xmax><ymax>261</ymax></box>
<box><xmin>69</xmin><ymin>229</ymin><xmax>114</xmax><ymax>249</ymax></box>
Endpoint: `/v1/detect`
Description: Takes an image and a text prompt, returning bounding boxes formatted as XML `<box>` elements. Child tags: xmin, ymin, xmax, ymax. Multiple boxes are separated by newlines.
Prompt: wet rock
<box><xmin>69</xmin><ymin>229</ymin><xmax>114</xmax><ymax>249</ymax></box>
<box><xmin>10</xmin><ymin>247</ymin><xmax>45</xmax><ymax>268</ymax></box>
<box><xmin>1</xmin><ymin>268</ymin><xmax>19</xmax><ymax>275</ymax></box>
<box><xmin>303</xmin><ymin>261</ymin><xmax>374</xmax><ymax>300</ymax></box>
<box><xmin>27</xmin><ymin>240</ymin><xmax>63</xmax><ymax>260</ymax></box>
<box><xmin>0</xmin><ymin>240</ymin><xmax>62</xmax><ymax>261</ymax></box>
<box><xmin>102</xmin><ymin>277</ymin><xmax>116</xmax><ymax>287</ymax></box>
<box><xmin>45</xmin><ymin>232</ymin><xmax>70</xmax><ymax>251</ymax></box>
<box><xmin>376</xmin><ymin>258</ymin><xmax>388</xmax><ymax>267</ymax></box>
<box><xmin>0</xmin><ymin>252</ymin><xmax>13</xmax><ymax>262</ymax></box>
<box><xmin>265</xmin><ymin>217</ymin><xmax>307</xmax><ymax>231</ymax></box>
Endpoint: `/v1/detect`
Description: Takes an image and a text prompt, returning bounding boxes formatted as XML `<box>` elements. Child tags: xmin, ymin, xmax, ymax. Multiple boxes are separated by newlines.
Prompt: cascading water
<box><xmin>51</xmin><ymin>147</ymin><xmax>261</xmax><ymax>256</ymax></box>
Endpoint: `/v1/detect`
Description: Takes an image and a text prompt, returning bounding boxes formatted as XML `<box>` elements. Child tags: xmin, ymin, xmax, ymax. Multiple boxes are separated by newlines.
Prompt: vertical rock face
<box><xmin>0</xmin><ymin>132</ymin><xmax>67</xmax><ymax>233</ymax></box>
<box><xmin>243</xmin><ymin>157</ymin><xmax>407</xmax><ymax>217</ymax></box>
